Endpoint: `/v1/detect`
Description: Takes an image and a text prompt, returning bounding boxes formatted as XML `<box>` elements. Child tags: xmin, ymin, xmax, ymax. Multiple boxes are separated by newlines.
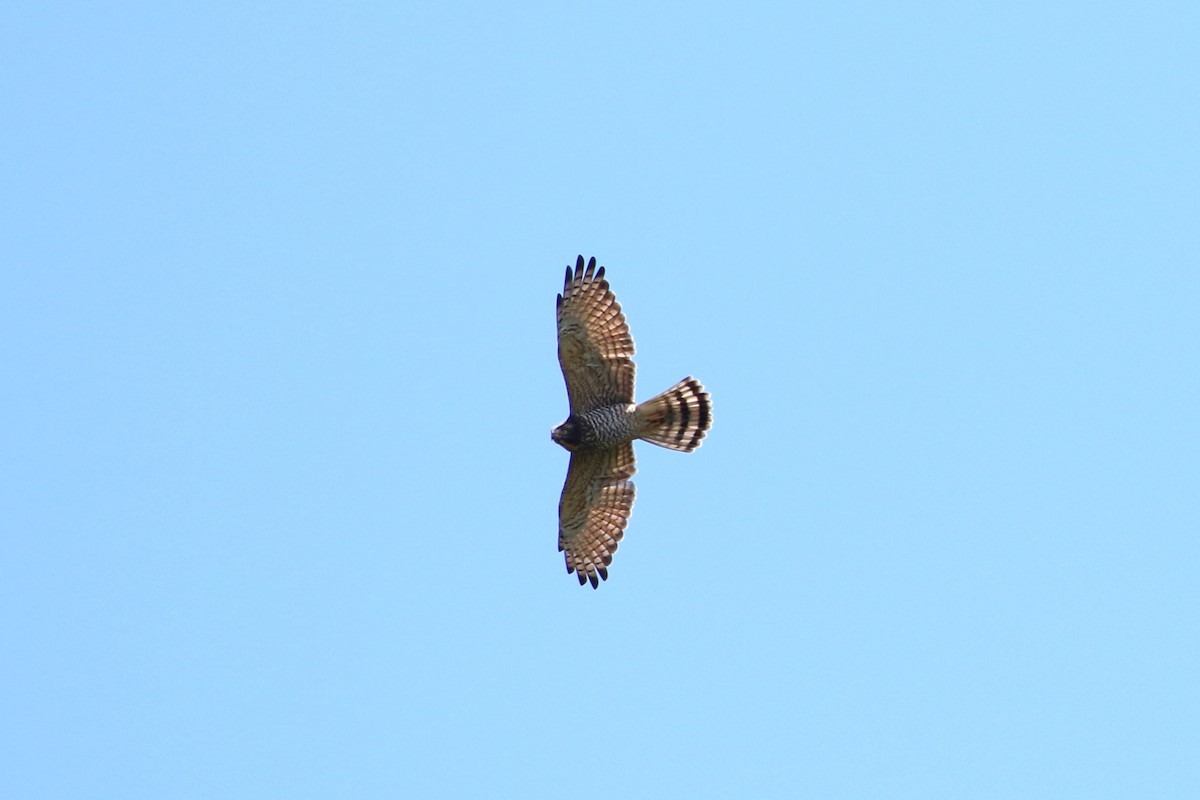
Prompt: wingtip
<box><xmin>565</xmin><ymin>256</ymin><xmax>608</xmax><ymax>292</ymax></box>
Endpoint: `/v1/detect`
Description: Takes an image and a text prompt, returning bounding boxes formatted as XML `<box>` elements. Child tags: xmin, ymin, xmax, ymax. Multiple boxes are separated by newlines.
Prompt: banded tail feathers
<box><xmin>634</xmin><ymin>377</ymin><xmax>712</xmax><ymax>452</ymax></box>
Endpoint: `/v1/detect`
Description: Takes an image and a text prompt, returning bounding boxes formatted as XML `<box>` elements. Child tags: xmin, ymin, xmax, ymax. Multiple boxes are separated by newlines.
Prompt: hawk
<box><xmin>552</xmin><ymin>256</ymin><xmax>712</xmax><ymax>588</ymax></box>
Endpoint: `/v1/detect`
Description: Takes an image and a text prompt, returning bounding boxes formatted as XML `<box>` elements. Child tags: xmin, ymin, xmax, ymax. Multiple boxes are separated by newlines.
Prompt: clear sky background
<box><xmin>3</xmin><ymin>2</ymin><xmax>1197</xmax><ymax>798</ymax></box>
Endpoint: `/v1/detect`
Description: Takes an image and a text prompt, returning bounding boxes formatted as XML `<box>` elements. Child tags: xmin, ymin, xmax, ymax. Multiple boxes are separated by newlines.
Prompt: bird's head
<box><xmin>551</xmin><ymin>418</ymin><xmax>581</xmax><ymax>451</ymax></box>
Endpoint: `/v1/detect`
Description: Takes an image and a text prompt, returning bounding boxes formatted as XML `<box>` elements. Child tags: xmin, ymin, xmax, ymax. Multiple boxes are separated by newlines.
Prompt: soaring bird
<box><xmin>552</xmin><ymin>256</ymin><xmax>712</xmax><ymax>588</ymax></box>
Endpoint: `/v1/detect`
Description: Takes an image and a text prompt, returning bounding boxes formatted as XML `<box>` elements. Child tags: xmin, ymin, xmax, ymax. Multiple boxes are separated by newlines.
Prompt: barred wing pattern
<box><xmin>558</xmin><ymin>442</ymin><xmax>636</xmax><ymax>588</ymax></box>
<box><xmin>556</xmin><ymin>256</ymin><xmax>635</xmax><ymax>413</ymax></box>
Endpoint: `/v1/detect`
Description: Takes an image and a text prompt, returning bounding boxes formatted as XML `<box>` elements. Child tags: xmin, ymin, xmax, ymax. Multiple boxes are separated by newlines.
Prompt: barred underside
<box><xmin>634</xmin><ymin>377</ymin><xmax>713</xmax><ymax>452</ymax></box>
<box><xmin>577</xmin><ymin>403</ymin><xmax>639</xmax><ymax>449</ymax></box>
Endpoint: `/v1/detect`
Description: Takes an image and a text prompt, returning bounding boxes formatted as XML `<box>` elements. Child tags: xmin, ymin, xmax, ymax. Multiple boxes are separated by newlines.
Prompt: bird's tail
<box><xmin>634</xmin><ymin>377</ymin><xmax>712</xmax><ymax>452</ymax></box>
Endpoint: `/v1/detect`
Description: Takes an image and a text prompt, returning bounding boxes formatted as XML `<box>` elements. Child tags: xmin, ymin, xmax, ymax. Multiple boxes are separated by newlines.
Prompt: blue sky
<box><xmin>3</xmin><ymin>2</ymin><xmax>1197</xmax><ymax>797</ymax></box>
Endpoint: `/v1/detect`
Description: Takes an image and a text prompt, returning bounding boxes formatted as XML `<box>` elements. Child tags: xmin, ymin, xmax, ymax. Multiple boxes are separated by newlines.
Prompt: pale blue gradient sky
<box><xmin>3</xmin><ymin>3</ymin><xmax>1197</xmax><ymax>798</ymax></box>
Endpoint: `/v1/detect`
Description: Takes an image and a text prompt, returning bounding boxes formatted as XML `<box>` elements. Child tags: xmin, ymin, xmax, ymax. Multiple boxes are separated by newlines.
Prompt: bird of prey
<box><xmin>552</xmin><ymin>256</ymin><xmax>712</xmax><ymax>588</ymax></box>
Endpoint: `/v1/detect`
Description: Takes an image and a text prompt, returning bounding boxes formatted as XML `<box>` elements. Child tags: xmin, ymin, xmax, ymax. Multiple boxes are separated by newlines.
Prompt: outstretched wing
<box><xmin>557</xmin><ymin>256</ymin><xmax>635</xmax><ymax>414</ymax></box>
<box><xmin>558</xmin><ymin>442</ymin><xmax>636</xmax><ymax>588</ymax></box>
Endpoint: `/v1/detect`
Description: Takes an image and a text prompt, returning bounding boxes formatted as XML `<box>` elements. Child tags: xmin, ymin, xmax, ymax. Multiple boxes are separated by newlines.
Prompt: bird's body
<box><xmin>552</xmin><ymin>256</ymin><xmax>712</xmax><ymax>588</ymax></box>
<box><xmin>552</xmin><ymin>403</ymin><xmax>637</xmax><ymax>451</ymax></box>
